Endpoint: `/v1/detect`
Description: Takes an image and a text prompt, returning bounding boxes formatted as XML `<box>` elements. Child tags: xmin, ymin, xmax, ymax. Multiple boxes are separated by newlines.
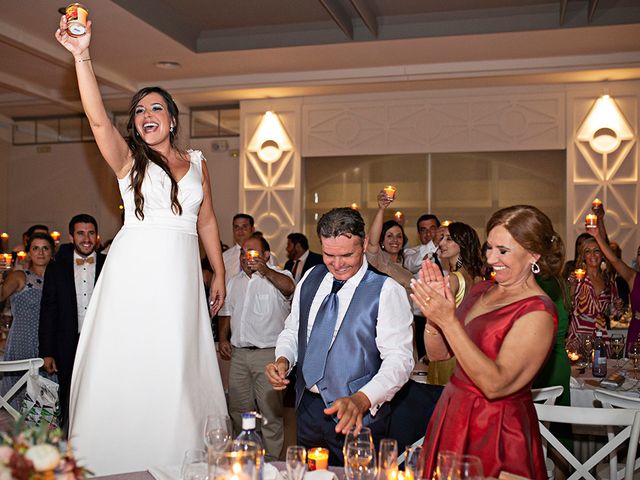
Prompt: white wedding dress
<box><xmin>69</xmin><ymin>150</ymin><xmax>227</xmax><ymax>475</ymax></box>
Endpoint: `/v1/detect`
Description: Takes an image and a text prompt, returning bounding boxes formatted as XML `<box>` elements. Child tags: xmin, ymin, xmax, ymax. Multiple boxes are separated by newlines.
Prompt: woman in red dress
<box><xmin>411</xmin><ymin>205</ymin><xmax>564</xmax><ymax>479</ymax></box>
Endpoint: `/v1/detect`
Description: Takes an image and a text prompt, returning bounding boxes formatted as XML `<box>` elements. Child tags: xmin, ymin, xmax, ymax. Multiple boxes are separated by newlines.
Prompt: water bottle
<box><xmin>236</xmin><ymin>412</ymin><xmax>265</xmax><ymax>480</ymax></box>
<box><xmin>592</xmin><ymin>330</ymin><xmax>607</xmax><ymax>377</ymax></box>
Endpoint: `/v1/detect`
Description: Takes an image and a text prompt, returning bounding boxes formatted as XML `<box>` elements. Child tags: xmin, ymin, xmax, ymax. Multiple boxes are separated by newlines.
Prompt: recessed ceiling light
<box><xmin>155</xmin><ymin>61</ymin><xmax>182</xmax><ymax>70</ymax></box>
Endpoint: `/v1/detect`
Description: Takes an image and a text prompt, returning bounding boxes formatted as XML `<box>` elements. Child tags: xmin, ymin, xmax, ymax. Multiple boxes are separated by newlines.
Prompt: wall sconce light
<box><xmin>247</xmin><ymin>111</ymin><xmax>293</xmax><ymax>163</ymax></box>
<box><xmin>576</xmin><ymin>94</ymin><xmax>634</xmax><ymax>154</ymax></box>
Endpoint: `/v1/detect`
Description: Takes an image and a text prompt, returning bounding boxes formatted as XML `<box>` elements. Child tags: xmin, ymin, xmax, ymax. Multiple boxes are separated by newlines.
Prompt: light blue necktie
<box><xmin>303</xmin><ymin>278</ymin><xmax>345</xmax><ymax>388</ymax></box>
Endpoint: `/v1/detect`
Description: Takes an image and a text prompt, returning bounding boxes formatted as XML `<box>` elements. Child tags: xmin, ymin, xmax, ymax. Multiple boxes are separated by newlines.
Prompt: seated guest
<box><xmin>426</xmin><ymin>222</ymin><xmax>483</xmax><ymax>386</ymax></box>
<box><xmin>284</xmin><ymin>233</ymin><xmax>323</xmax><ymax>283</ymax></box>
<box><xmin>1</xmin><ymin>233</ymin><xmax>55</xmax><ymax>408</ymax></box>
<box><xmin>266</xmin><ymin>207</ymin><xmax>413</xmax><ymax>466</ymax></box>
<box><xmin>567</xmin><ymin>236</ymin><xmax>621</xmax><ymax>342</ymax></box>
<box><xmin>411</xmin><ymin>205</ymin><xmax>562</xmax><ymax>479</ymax></box>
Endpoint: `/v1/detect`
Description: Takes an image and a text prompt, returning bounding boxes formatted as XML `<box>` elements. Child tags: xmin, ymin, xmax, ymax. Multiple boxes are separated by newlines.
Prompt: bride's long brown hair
<box><xmin>126</xmin><ymin>86</ymin><xmax>183</xmax><ymax>220</ymax></box>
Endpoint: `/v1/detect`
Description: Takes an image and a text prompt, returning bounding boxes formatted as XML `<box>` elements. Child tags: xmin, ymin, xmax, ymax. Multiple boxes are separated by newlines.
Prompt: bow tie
<box><xmin>75</xmin><ymin>256</ymin><xmax>95</xmax><ymax>265</ymax></box>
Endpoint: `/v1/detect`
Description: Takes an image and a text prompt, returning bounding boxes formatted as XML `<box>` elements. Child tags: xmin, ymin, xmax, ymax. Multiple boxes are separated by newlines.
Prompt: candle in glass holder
<box><xmin>17</xmin><ymin>251</ymin><xmax>27</xmax><ymax>262</ymax></box>
<box><xmin>51</xmin><ymin>231</ymin><xmax>61</xmax><ymax>243</ymax></box>
<box><xmin>350</xmin><ymin>203</ymin><xmax>359</xmax><ymax>211</ymax></box>
<box><xmin>441</xmin><ymin>220</ymin><xmax>453</xmax><ymax>227</ymax></box>
<box><xmin>574</xmin><ymin>268</ymin><xmax>586</xmax><ymax>282</ymax></box>
<box><xmin>567</xmin><ymin>350</ymin><xmax>580</xmax><ymax>362</ymax></box>
<box><xmin>592</xmin><ymin>198</ymin><xmax>603</xmax><ymax>210</ymax></box>
<box><xmin>383</xmin><ymin>185</ymin><xmax>397</xmax><ymax>200</ymax></box>
<box><xmin>585</xmin><ymin>214</ymin><xmax>597</xmax><ymax>229</ymax></box>
<box><xmin>393</xmin><ymin>211</ymin><xmax>404</xmax><ymax>224</ymax></box>
<box><xmin>307</xmin><ymin>448</ymin><xmax>328</xmax><ymax>471</ymax></box>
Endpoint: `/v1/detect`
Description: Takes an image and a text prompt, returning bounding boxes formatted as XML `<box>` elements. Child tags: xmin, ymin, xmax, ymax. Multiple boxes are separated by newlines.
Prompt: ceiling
<box><xmin>1</xmin><ymin>0</ymin><xmax>640</xmax><ymax>122</ymax></box>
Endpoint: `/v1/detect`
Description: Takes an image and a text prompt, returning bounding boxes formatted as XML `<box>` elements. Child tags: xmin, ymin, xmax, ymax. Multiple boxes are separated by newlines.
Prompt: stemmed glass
<box><xmin>204</xmin><ymin>414</ymin><xmax>233</xmax><ymax>458</ymax></box>
<box><xmin>404</xmin><ymin>445</ymin><xmax>424</xmax><ymax>480</ymax></box>
<box><xmin>432</xmin><ymin>451</ymin><xmax>458</xmax><ymax>480</ymax></box>
<box><xmin>377</xmin><ymin>439</ymin><xmax>398</xmax><ymax>479</ymax></box>
<box><xmin>344</xmin><ymin>441</ymin><xmax>377</xmax><ymax>480</ymax></box>
<box><xmin>629</xmin><ymin>341</ymin><xmax>640</xmax><ymax>378</ymax></box>
<box><xmin>343</xmin><ymin>426</ymin><xmax>374</xmax><ymax>458</ymax></box>
<box><xmin>449</xmin><ymin>455</ymin><xmax>483</xmax><ymax>480</ymax></box>
<box><xmin>610</xmin><ymin>334</ymin><xmax>625</xmax><ymax>368</ymax></box>
<box><xmin>286</xmin><ymin>446</ymin><xmax>307</xmax><ymax>480</ymax></box>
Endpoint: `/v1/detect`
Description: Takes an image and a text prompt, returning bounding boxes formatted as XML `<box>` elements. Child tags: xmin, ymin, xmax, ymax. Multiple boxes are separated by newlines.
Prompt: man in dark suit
<box><xmin>284</xmin><ymin>233</ymin><xmax>323</xmax><ymax>284</ymax></box>
<box><xmin>39</xmin><ymin>214</ymin><xmax>105</xmax><ymax>430</ymax></box>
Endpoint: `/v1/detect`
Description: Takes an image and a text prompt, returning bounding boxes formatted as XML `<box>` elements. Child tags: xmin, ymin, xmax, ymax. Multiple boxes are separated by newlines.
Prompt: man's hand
<box><xmin>324</xmin><ymin>391</ymin><xmax>371</xmax><ymax>434</ymax></box>
<box><xmin>43</xmin><ymin>356</ymin><xmax>58</xmax><ymax>374</ymax></box>
<box><xmin>265</xmin><ymin>356</ymin><xmax>290</xmax><ymax>390</ymax></box>
<box><xmin>219</xmin><ymin>341</ymin><xmax>232</xmax><ymax>361</ymax></box>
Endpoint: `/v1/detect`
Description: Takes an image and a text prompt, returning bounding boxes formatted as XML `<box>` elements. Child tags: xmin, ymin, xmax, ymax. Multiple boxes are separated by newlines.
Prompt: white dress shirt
<box><xmin>275</xmin><ymin>258</ymin><xmax>414</xmax><ymax>415</ymax></box>
<box><xmin>74</xmin><ymin>251</ymin><xmax>97</xmax><ymax>333</ymax></box>
<box><xmin>291</xmin><ymin>250</ymin><xmax>310</xmax><ymax>284</ymax></box>
<box><xmin>223</xmin><ymin>243</ymin><xmax>277</xmax><ymax>285</ymax></box>
<box><xmin>403</xmin><ymin>240</ymin><xmax>437</xmax><ymax>274</ymax></box>
<box><xmin>219</xmin><ymin>266</ymin><xmax>293</xmax><ymax>348</ymax></box>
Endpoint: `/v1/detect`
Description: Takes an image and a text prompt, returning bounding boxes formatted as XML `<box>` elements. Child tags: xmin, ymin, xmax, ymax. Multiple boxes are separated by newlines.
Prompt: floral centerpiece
<box><xmin>0</xmin><ymin>421</ymin><xmax>89</xmax><ymax>480</ymax></box>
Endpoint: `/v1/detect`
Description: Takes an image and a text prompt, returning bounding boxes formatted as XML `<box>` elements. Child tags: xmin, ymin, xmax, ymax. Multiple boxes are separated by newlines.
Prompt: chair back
<box><xmin>0</xmin><ymin>358</ymin><xmax>44</xmax><ymax>420</ymax></box>
<box><xmin>535</xmin><ymin>403</ymin><xmax>640</xmax><ymax>480</ymax></box>
<box><xmin>532</xmin><ymin>386</ymin><xmax>564</xmax><ymax>405</ymax></box>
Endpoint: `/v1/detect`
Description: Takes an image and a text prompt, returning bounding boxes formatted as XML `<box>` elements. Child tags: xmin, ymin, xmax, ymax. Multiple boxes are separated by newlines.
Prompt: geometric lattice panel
<box><xmin>568</xmin><ymin>93</ymin><xmax>639</xmax><ymax>264</ymax></box>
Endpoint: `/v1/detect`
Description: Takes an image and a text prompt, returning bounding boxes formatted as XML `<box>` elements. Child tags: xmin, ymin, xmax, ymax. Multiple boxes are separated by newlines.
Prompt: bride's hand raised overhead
<box><xmin>410</xmin><ymin>259</ymin><xmax>456</xmax><ymax>330</ymax></box>
<box><xmin>55</xmin><ymin>14</ymin><xmax>92</xmax><ymax>57</ymax></box>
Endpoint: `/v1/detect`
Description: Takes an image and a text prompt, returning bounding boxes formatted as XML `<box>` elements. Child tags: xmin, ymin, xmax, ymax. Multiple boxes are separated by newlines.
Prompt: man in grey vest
<box><xmin>266</xmin><ymin>208</ymin><xmax>414</xmax><ymax>465</ymax></box>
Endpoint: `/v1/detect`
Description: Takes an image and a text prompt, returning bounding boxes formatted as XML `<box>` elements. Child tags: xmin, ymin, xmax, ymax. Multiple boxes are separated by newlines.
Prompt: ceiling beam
<box><xmin>0</xmin><ymin>71</ymin><xmax>83</xmax><ymax>113</ymax></box>
<box><xmin>0</xmin><ymin>18</ymin><xmax>138</xmax><ymax>95</ymax></box>
<box><xmin>349</xmin><ymin>0</ymin><xmax>378</xmax><ymax>37</ymax></box>
<box><xmin>317</xmin><ymin>0</ymin><xmax>354</xmax><ymax>39</ymax></box>
<box><xmin>588</xmin><ymin>0</ymin><xmax>600</xmax><ymax>23</ymax></box>
<box><xmin>559</xmin><ymin>0</ymin><xmax>568</xmax><ymax>25</ymax></box>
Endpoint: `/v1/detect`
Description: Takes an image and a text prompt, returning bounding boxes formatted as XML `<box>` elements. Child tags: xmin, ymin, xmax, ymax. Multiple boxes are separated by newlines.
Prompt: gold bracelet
<box><xmin>76</xmin><ymin>57</ymin><xmax>91</xmax><ymax>63</ymax></box>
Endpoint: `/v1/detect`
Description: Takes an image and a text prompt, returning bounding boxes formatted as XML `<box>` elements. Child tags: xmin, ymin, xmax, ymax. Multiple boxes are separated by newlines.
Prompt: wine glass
<box><xmin>344</xmin><ymin>441</ymin><xmax>377</xmax><ymax>480</ymax></box>
<box><xmin>204</xmin><ymin>414</ymin><xmax>232</xmax><ymax>453</ymax></box>
<box><xmin>377</xmin><ymin>439</ymin><xmax>398</xmax><ymax>479</ymax></box>
<box><xmin>629</xmin><ymin>342</ymin><xmax>640</xmax><ymax>377</ymax></box>
<box><xmin>432</xmin><ymin>450</ymin><xmax>458</xmax><ymax>480</ymax></box>
<box><xmin>181</xmin><ymin>448</ymin><xmax>207</xmax><ymax>480</ymax></box>
<box><xmin>343</xmin><ymin>425</ymin><xmax>374</xmax><ymax>458</ymax></box>
<box><xmin>610</xmin><ymin>334</ymin><xmax>625</xmax><ymax>368</ymax></box>
<box><xmin>404</xmin><ymin>445</ymin><xmax>424</xmax><ymax>480</ymax></box>
<box><xmin>450</xmin><ymin>455</ymin><xmax>483</xmax><ymax>480</ymax></box>
<box><xmin>286</xmin><ymin>446</ymin><xmax>307</xmax><ymax>480</ymax></box>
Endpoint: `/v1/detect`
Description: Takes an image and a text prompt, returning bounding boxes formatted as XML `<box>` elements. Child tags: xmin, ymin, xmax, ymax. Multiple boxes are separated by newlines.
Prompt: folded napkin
<box><xmin>304</xmin><ymin>470</ymin><xmax>339</xmax><ymax>480</ymax></box>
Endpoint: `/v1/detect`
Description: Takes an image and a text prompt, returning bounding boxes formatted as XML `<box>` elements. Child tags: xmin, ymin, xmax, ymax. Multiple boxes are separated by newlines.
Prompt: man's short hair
<box><xmin>317</xmin><ymin>208</ymin><xmax>365</xmax><ymax>240</ymax></box>
<box><xmin>233</xmin><ymin>213</ymin><xmax>255</xmax><ymax>227</ymax></box>
<box><xmin>416</xmin><ymin>214</ymin><xmax>440</xmax><ymax>229</ymax></box>
<box><xmin>68</xmin><ymin>214</ymin><xmax>98</xmax><ymax>235</ymax></box>
<box><xmin>287</xmin><ymin>233</ymin><xmax>309</xmax><ymax>251</ymax></box>
<box><xmin>249</xmin><ymin>233</ymin><xmax>270</xmax><ymax>252</ymax></box>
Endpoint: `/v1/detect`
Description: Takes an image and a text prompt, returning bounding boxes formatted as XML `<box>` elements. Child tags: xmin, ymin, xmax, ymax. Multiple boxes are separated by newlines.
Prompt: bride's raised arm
<box><xmin>55</xmin><ymin>15</ymin><xmax>131</xmax><ymax>178</ymax></box>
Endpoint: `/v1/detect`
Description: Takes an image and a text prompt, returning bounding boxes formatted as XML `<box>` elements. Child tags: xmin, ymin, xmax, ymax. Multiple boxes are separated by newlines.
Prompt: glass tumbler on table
<box><xmin>181</xmin><ymin>448</ymin><xmax>208</xmax><ymax>480</ymax></box>
<box><xmin>432</xmin><ymin>450</ymin><xmax>459</xmax><ymax>480</ymax></box>
<box><xmin>629</xmin><ymin>341</ymin><xmax>640</xmax><ymax>376</ymax></box>
<box><xmin>404</xmin><ymin>445</ymin><xmax>424</xmax><ymax>480</ymax></box>
<box><xmin>581</xmin><ymin>334</ymin><xmax>594</xmax><ymax>368</ymax></box>
<box><xmin>610</xmin><ymin>334</ymin><xmax>625</xmax><ymax>368</ymax></box>
<box><xmin>378</xmin><ymin>439</ymin><xmax>398</xmax><ymax>480</ymax></box>
<box><xmin>450</xmin><ymin>455</ymin><xmax>483</xmax><ymax>480</ymax></box>
<box><xmin>286</xmin><ymin>446</ymin><xmax>307</xmax><ymax>480</ymax></box>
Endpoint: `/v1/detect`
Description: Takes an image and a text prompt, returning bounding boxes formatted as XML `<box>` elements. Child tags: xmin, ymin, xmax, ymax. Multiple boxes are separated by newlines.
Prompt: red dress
<box><xmin>421</xmin><ymin>281</ymin><xmax>557</xmax><ymax>479</ymax></box>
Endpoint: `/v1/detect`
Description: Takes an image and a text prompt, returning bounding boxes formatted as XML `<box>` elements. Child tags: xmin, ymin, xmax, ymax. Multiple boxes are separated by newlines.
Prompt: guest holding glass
<box><xmin>0</xmin><ymin>233</ymin><xmax>55</xmax><ymax>407</ymax></box>
<box><xmin>426</xmin><ymin>222</ymin><xmax>483</xmax><ymax>386</ymax></box>
<box><xmin>567</xmin><ymin>236</ymin><xmax>622</xmax><ymax>343</ymax></box>
<box><xmin>411</xmin><ymin>205</ymin><xmax>563</xmax><ymax>478</ymax></box>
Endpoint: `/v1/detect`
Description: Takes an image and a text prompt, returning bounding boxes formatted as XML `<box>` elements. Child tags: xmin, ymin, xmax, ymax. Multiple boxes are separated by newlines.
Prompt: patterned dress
<box><xmin>568</xmin><ymin>275</ymin><xmax>619</xmax><ymax>342</ymax></box>
<box><xmin>1</xmin><ymin>270</ymin><xmax>51</xmax><ymax>408</ymax></box>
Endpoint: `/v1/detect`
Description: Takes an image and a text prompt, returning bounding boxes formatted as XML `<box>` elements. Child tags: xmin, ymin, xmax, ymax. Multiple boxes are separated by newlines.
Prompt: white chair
<box><xmin>593</xmin><ymin>389</ymin><xmax>640</xmax><ymax>480</ymax></box>
<box><xmin>0</xmin><ymin>358</ymin><xmax>44</xmax><ymax>420</ymax></box>
<box><xmin>535</xmin><ymin>403</ymin><xmax>640</xmax><ymax>480</ymax></box>
<box><xmin>532</xmin><ymin>385</ymin><xmax>564</xmax><ymax>405</ymax></box>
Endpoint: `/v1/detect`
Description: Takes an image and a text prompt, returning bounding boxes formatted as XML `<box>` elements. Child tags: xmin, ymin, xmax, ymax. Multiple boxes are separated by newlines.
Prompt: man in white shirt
<box><xmin>266</xmin><ymin>208</ymin><xmax>413</xmax><ymax>465</ymax></box>
<box><xmin>40</xmin><ymin>214</ymin><xmax>104</xmax><ymax>431</ymax></box>
<box><xmin>222</xmin><ymin>214</ymin><xmax>255</xmax><ymax>282</ymax></box>
<box><xmin>219</xmin><ymin>234</ymin><xmax>295</xmax><ymax>461</ymax></box>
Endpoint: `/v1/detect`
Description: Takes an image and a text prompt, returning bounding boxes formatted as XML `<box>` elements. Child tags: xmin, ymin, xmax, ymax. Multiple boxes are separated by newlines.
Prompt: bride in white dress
<box><xmin>55</xmin><ymin>15</ymin><xmax>228</xmax><ymax>475</ymax></box>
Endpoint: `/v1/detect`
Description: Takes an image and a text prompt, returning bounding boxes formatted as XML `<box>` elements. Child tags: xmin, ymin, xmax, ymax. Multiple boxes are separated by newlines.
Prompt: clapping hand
<box><xmin>410</xmin><ymin>259</ymin><xmax>456</xmax><ymax>329</ymax></box>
